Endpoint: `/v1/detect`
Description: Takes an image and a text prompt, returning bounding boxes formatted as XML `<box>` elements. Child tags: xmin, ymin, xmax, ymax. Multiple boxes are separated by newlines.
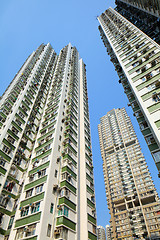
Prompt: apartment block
<box><xmin>115</xmin><ymin>0</ymin><xmax>160</xmax><ymax>18</ymax></box>
<box><xmin>98</xmin><ymin>7</ymin><xmax>160</xmax><ymax>176</ymax></box>
<box><xmin>98</xmin><ymin>108</ymin><xmax>160</xmax><ymax>240</ymax></box>
<box><xmin>106</xmin><ymin>225</ymin><xmax>111</xmax><ymax>240</ymax></box>
<box><xmin>97</xmin><ymin>225</ymin><xmax>106</xmax><ymax>240</ymax></box>
<box><xmin>115</xmin><ymin>0</ymin><xmax>160</xmax><ymax>45</ymax></box>
<box><xmin>0</xmin><ymin>43</ymin><xmax>97</xmax><ymax>240</ymax></box>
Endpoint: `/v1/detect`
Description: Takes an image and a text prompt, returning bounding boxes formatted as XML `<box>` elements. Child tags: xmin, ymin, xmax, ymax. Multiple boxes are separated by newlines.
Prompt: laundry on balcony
<box><xmin>4</xmin><ymin>181</ymin><xmax>15</xmax><ymax>192</ymax></box>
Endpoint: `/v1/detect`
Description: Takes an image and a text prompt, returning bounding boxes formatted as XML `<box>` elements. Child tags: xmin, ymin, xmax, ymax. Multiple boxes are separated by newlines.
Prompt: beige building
<box><xmin>0</xmin><ymin>43</ymin><xmax>97</xmax><ymax>240</ymax></box>
<box><xmin>106</xmin><ymin>225</ymin><xmax>111</xmax><ymax>240</ymax></box>
<box><xmin>98</xmin><ymin>108</ymin><xmax>160</xmax><ymax>240</ymax></box>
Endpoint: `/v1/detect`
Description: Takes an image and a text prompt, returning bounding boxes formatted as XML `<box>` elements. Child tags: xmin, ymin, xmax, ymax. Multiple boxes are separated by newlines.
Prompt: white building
<box><xmin>97</xmin><ymin>226</ymin><xmax>106</xmax><ymax>240</ymax></box>
<box><xmin>0</xmin><ymin>43</ymin><xmax>97</xmax><ymax>240</ymax></box>
<box><xmin>98</xmin><ymin>7</ymin><xmax>160</xmax><ymax>177</ymax></box>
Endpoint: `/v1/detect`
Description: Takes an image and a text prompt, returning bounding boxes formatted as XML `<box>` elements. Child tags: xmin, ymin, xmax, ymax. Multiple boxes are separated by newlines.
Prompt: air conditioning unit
<box><xmin>54</xmin><ymin>229</ymin><xmax>60</xmax><ymax>235</ymax></box>
<box><xmin>62</xmin><ymin>118</ymin><xmax>65</xmax><ymax>123</ymax></box>
<box><xmin>57</xmin><ymin>157</ymin><xmax>61</xmax><ymax>163</ymax></box>
<box><xmin>53</xmin><ymin>184</ymin><xmax>58</xmax><ymax>190</ymax></box>
<box><xmin>57</xmin><ymin>187</ymin><xmax>61</xmax><ymax>193</ymax></box>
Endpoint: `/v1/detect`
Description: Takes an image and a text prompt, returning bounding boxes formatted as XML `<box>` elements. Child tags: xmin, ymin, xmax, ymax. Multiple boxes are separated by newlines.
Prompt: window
<box><xmin>21</xmin><ymin>207</ymin><xmax>29</xmax><ymax>217</ymax></box>
<box><xmin>50</xmin><ymin>203</ymin><xmax>54</xmax><ymax>214</ymax></box>
<box><xmin>19</xmin><ymin>112</ymin><xmax>24</xmax><ymax>119</ymax></box>
<box><xmin>139</xmin><ymin>121</ymin><xmax>148</xmax><ymax>130</ymax></box>
<box><xmin>41</xmin><ymin>130</ymin><xmax>46</xmax><ymax>136</ymax></box>
<box><xmin>64</xmin><ymin>206</ymin><xmax>69</xmax><ymax>217</ymax></box>
<box><xmin>47</xmin><ymin>224</ymin><xmax>51</xmax><ymax>237</ymax></box>
<box><xmin>41</xmin><ymin>156</ymin><xmax>49</xmax><ymax>163</ymax></box>
<box><xmin>15</xmin><ymin>119</ymin><xmax>22</xmax><ymax>127</ymax></box>
<box><xmin>55</xmin><ymin>170</ymin><xmax>58</xmax><ymax>178</ymax></box>
<box><xmin>35</xmin><ymin>184</ymin><xmax>43</xmax><ymax>194</ymax></box>
<box><xmin>8</xmin><ymin>216</ymin><xmax>14</xmax><ymax>229</ymax></box>
<box><xmin>153</xmin><ymin>151</ymin><xmax>160</xmax><ymax>163</ymax></box>
<box><xmin>145</xmin><ymin>135</ymin><xmax>155</xmax><ymax>145</ymax></box>
<box><xmin>25</xmin><ymin>224</ymin><xmax>36</xmax><ymax>237</ymax></box>
<box><xmin>2</xmin><ymin>145</ymin><xmax>12</xmax><ymax>154</ymax></box>
<box><xmin>0</xmin><ymin>157</ymin><xmax>6</xmax><ymax>167</ymax></box>
<box><xmin>26</xmin><ymin>189</ymin><xmax>33</xmax><ymax>198</ymax></box>
<box><xmin>15</xmin><ymin>228</ymin><xmax>24</xmax><ymax>239</ymax></box>
<box><xmin>7</xmin><ymin>136</ymin><xmax>15</xmax><ymax>144</ymax></box>
<box><xmin>93</xmin><ymin>225</ymin><xmax>96</xmax><ymax>234</ymax></box>
<box><xmin>58</xmin><ymin>206</ymin><xmax>69</xmax><ymax>217</ymax></box>
<box><xmin>31</xmin><ymin>202</ymin><xmax>40</xmax><ymax>214</ymax></box>
<box><xmin>38</xmin><ymin>169</ymin><xmax>46</xmax><ymax>178</ymax></box>
<box><xmin>48</xmin><ymin>126</ymin><xmax>54</xmax><ymax>131</ymax></box>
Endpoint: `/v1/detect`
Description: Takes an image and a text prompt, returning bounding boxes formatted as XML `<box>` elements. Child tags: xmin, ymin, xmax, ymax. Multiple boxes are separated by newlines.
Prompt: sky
<box><xmin>0</xmin><ymin>0</ymin><xmax>160</xmax><ymax>229</ymax></box>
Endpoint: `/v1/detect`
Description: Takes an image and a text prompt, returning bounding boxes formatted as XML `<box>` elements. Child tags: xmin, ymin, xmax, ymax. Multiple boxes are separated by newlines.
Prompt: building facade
<box><xmin>97</xmin><ymin>225</ymin><xmax>106</xmax><ymax>240</ymax></box>
<box><xmin>115</xmin><ymin>0</ymin><xmax>160</xmax><ymax>45</ymax></box>
<box><xmin>98</xmin><ymin>108</ymin><xmax>160</xmax><ymax>240</ymax></box>
<box><xmin>115</xmin><ymin>0</ymin><xmax>160</xmax><ymax>18</ymax></box>
<box><xmin>0</xmin><ymin>43</ymin><xmax>97</xmax><ymax>240</ymax></box>
<box><xmin>98</xmin><ymin>7</ymin><xmax>160</xmax><ymax>177</ymax></box>
<box><xmin>106</xmin><ymin>225</ymin><xmax>111</xmax><ymax>240</ymax></box>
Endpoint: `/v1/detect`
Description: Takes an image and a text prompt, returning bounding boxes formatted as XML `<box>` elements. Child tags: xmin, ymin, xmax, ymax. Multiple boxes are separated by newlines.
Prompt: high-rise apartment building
<box><xmin>98</xmin><ymin>108</ymin><xmax>160</xmax><ymax>240</ymax></box>
<box><xmin>106</xmin><ymin>225</ymin><xmax>111</xmax><ymax>240</ymax></box>
<box><xmin>0</xmin><ymin>43</ymin><xmax>97</xmax><ymax>240</ymax></box>
<box><xmin>97</xmin><ymin>225</ymin><xmax>106</xmax><ymax>240</ymax></box>
<box><xmin>116</xmin><ymin>0</ymin><xmax>160</xmax><ymax>18</ymax></box>
<box><xmin>98</xmin><ymin>7</ymin><xmax>160</xmax><ymax>176</ymax></box>
<box><xmin>115</xmin><ymin>0</ymin><xmax>160</xmax><ymax>44</ymax></box>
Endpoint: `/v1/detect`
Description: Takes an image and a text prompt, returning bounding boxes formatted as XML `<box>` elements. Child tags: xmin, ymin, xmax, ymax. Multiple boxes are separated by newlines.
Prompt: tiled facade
<box><xmin>0</xmin><ymin>43</ymin><xmax>97</xmax><ymax>240</ymax></box>
<box><xmin>98</xmin><ymin>7</ymin><xmax>160</xmax><ymax>176</ymax></box>
<box><xmin>98</xmin><ymin>108</ymin><xmax>160</xmax><ymax>240</ymax></box>
<box><xmin>106</xmin><ymin>225</ymin><xmax>111</xmax><ymax>240</ymax></box>
<box><xmin>115</xmin><ymin>0</ymin><xmax>160</xmax><ymax>45</ymax></box>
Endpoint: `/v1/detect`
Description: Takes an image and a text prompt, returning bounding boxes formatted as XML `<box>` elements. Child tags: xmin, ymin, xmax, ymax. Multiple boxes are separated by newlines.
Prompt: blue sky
<box><xmin>0</xmin><ymin>0</ymin><xmax>160</xmax><ymax>228</ymax></box>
